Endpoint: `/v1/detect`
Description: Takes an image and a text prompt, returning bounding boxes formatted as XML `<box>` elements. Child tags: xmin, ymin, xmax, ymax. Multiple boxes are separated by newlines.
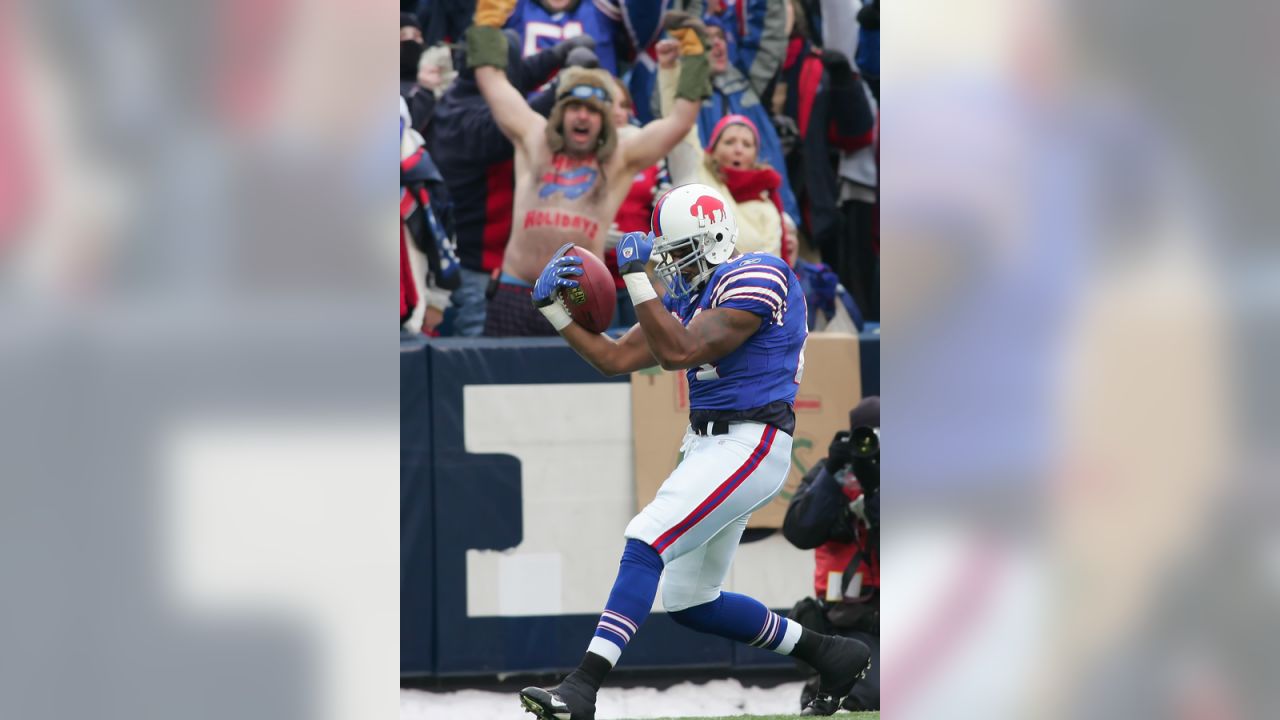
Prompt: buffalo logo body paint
<box><xmin>539</xmin><ymin>155</ymin><xmax>599</xmax><ymax>200</ymax></box>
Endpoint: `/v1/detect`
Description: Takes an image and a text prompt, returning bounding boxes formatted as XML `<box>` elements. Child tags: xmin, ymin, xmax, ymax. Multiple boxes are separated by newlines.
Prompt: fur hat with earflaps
<box><xmin>545</xmin><ymin>67</ymin><xmax>618</xmax><ymax>163</ymax></box>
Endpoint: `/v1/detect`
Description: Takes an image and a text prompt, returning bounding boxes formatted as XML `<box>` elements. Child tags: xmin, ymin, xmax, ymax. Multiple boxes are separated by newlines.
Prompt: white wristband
<box><xmin>624</xmin><ymin>272</ymin><xmax>659</xmax><ymax>306</ymax></box>
<box><xmin>537</xmin><ymin>300</ymin><xmax>573</xmax><ymax>331</ymax></box>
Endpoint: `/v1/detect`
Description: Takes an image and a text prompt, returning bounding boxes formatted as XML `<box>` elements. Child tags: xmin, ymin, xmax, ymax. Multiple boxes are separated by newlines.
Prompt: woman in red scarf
<box><xmin>656</xmin><ymin>40</ymin><xmax>792</xmax><ymax>263</ymax></box>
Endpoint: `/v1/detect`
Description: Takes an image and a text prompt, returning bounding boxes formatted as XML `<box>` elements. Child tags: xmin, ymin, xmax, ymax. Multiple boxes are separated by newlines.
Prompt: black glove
<box><xmin>564</xmin><ymin>45</ymin><xmax>600</xmax><ymax>69</ymax></box>
<box><xmin>820</xmin><ymin>50</ymin><xmax>855</xmax><ymax>88</ymax></box>
<box><xmin>661</xmin><ymin>9</ymin><xmax>710</xmax><ymax>44</ymax></box>
<box><xmin>823</xmin><ymin>49</ymin><xmax>874</xmax><ymax>141</ymax></box>
<box><xmin>857</xmin><ymin>0</ymin><xmax>879</xmax><ymax>30</ymax></box>
<box><xmin>773</xmin><ymin>113</ymin><xmax>799</xmax><ymax>155</ymax></box>
<box><xmin>552</xmin><ymin>34</ymin><xmax>597</xmax><ymax>66</ymax></box>
<box><xmin>825</xmin><ymin>431</ymin><xmax>854</xmax><ymax>475</ymax></box>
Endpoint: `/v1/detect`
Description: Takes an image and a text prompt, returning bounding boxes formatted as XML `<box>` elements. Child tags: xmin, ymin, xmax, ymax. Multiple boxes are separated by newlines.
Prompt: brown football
<box><xmin>558</xmin><ymin>245</ymin><xmax>616</xmax><ymax>333</ymax></box>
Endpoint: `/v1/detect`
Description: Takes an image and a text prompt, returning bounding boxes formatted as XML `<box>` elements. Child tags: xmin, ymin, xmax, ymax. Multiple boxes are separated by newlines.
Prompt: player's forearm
<box><xmin>615</xmin><ymin>229</ymin><xmax>712</xmax><ymax>371</ymax></box>
<box><xmin>634</xmin><ymin>300</ymin><xmax>702</xmax><ymax>370</ymax></box>
<box><xmin>560</xmin><ymin>323</ymin><xmax>636</xmax><ymax>376</ymax></box>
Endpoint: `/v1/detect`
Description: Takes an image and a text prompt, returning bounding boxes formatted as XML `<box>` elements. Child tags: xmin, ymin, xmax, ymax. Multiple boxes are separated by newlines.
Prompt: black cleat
<box><xmin>798</xmin><ymin>675</ymin><xmax>820</xmax><ymax>710</ymax></box>
<box><xmin>841</xmin><ymin>692</ymin><xmax>874</xmax><ymax>712</ymax></box>
<box><xmin>799</xmin><ymin>635</ymin><xmax>871</xmax><ymax>716</ymax></box>
<box><xmin>519</xmin><ymin>673</ymin><xmax>597</xmax><ymax>720</ymax></box>
<box><xmin>801</xmin><ymin>692</ymin><xmax>842</xmax><ymax>716</ymax></box>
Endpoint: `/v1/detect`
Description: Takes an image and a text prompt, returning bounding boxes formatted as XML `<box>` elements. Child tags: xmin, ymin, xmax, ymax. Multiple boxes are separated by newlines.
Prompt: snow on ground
<box><xmin>402</xmin><ymin>678</ymin><xmax>806</xmax><ymax>720</ymax></box>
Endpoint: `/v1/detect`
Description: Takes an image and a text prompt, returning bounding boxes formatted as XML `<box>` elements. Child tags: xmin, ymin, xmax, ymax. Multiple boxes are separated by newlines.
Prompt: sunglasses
<box><xmin>559</xmin><ymin>83</ymin><xmax>612</xmax><ymax>105</ymax></box>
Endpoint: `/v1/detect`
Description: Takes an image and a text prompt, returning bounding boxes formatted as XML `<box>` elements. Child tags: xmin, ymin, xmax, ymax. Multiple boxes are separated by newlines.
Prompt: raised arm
<box><xmin>812</xmin><ymin>49</ymin><xmax>875</xmax><ymax>151</ymax></box>
<box><xmin>621</xmin><ymin>12</ymin><xmax>712</xmax><ymax>173</ymax></box>
<box><xmin>465</xmin><ymin>0</ymin><xmax>545</xmax><ymax>151</ymax></box>
<box><xmin>820</xmin><ymin>0</ymin><xmax>860</xmax><ymax>62</ymax></box>
<box><xmin>654</xmin><ymin>46</ymin><xmax>704</xmax><ymax>184</ymax></box>
<box><xmin>623</xmin><ymin>94</ymin><xmax>703</xmax><ymax>174</ymax></box>
<box><xmin>475</xmin><ymin>65</ymin><xmax>546</xmax><ymax>150</ymax></box>
<box><xmin>738</xmin><ymin>0</ymin><xmax>787</xmax><ymax>100</ymax></box>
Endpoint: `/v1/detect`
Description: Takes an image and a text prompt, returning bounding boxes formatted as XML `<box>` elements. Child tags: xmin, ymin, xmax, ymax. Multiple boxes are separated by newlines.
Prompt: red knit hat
<box><xmin>708</xmin><ymin>114</ymin><xmax>760</xmax><ymax>150</ymax></box>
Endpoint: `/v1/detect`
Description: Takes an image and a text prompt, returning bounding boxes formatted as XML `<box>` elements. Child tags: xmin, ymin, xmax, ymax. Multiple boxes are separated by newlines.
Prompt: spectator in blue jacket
<box><xmin>692</xmin><ymin>15</ymin><xmax>800</xmax><ymax>222</ymax></box>
<box><xmin>630</xmin><ymin>0</ymin><xmax>784</xmax><ymax>124</ymax></box>
<box><xmin>685</xmin><ymin>0</ymin><xmax>787</xmax><ymax>100</ymax></box>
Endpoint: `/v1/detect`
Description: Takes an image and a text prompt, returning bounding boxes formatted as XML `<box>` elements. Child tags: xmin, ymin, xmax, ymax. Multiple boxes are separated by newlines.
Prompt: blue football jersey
<box><xmin>506</xmin><ymin>0</ymin><xmax>622</xmax><ymax>75</ymax></box>
<box><xmin>663</xmin><ymin>253</ymin><xmax>809</xmax><ymax>412</ymax></box>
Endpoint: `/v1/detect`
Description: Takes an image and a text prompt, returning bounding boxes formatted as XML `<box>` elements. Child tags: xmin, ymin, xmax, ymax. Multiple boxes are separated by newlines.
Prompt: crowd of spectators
<box><xmin>400</xmin><ymin>0</ymin><xmax>879</xmax><ymax>338</ymax></box>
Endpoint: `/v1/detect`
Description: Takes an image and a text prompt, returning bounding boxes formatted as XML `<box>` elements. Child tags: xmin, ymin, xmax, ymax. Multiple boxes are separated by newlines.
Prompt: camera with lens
<box><xmin>822</xmin><ymin>397</ymin><xmax>880</xmax><ymax>533</ymax></box>
<box><xmin>826</xmin><ymin>425</ymin><xmax>879</xmax><ymax>494</ymax></box>
<box><xmin>850</xmin><ymin>425</ymin><xmax>879</xmax><ymax>459</ymax></box>
<box><xmin>849</xmin><ymin>425</ymin><xmax>879</xmax><ymax>499</ymax></box>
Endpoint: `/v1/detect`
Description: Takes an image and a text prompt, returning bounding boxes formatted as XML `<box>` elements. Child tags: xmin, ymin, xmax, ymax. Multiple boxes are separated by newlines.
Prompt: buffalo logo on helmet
<box><xmin>690</xmin><ymin>195</ymin><xmax>726</xmax><ymax>226</ymax></box>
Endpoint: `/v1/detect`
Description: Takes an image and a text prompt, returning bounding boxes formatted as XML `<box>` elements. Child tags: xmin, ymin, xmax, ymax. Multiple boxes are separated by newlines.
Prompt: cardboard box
<box><xmin>631</xmin><ymin>333</ymin><xmax>862</xmax><ymax>527</ymax></box>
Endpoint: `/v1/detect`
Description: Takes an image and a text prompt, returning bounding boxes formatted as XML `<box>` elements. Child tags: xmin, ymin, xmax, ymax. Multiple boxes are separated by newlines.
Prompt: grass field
<box><xmin>626</xmin><ymin>714</ymin><xmax>879</xmax><ymax>720</ymax></box>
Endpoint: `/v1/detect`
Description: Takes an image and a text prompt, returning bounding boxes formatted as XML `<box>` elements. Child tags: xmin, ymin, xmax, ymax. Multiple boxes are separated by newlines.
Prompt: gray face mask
<box><xmin>653</xmin><ymin>235</ymin><xmax>714</xmax><ymax>300</ymax></box>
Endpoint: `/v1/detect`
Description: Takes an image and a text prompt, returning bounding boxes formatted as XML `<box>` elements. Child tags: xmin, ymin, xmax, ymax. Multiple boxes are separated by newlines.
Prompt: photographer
<box><xmin>782</xmin><ymin>396</ymin><xmax>880</xmax><ymax>713</ymax></box>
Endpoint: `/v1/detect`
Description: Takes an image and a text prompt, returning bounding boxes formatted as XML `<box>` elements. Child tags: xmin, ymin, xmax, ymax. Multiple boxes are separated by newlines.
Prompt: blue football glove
<box><xmin>532</xmin><ymin>242</ymin><xmax>584</xmax><ymax>309</ymax></box>
<box><xmin>615</xmin><ymin>231</ymin><xmax>654</xmax><ymax>275</ymax></box>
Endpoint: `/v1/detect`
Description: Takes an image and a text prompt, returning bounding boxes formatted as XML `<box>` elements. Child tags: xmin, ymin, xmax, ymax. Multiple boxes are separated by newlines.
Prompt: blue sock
<box><xmin>585</xmin><ymin>538</ymin><xmax>664</xmax><ymax>668</ymax></box>
<box><xmin>669</xmin><ymin>592</ymin><xmax>802</xmax><ymax>654</ymax></box>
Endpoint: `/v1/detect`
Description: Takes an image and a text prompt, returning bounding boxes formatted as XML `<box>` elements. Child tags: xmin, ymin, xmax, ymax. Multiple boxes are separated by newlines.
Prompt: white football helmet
<box><xmin>650</xmin><ymin>183</ymin><xmax>738</xmax><ymax>298</ymax></box>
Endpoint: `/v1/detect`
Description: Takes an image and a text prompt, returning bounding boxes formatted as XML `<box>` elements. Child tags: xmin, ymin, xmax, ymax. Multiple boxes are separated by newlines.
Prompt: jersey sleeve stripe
<box><xmin>712</xmin><ymin>274</ymin><xmax>788</xmax><ymax>308</ymax></box>
<box><xmin>715</xmin><ymin>270</ymin><xmax>789</xmax><ymax>295</ymax></box>
<box><xmin>711</xmin><ymin>267</ymin><xmax>789</xmax><ymax>306</ymax></box>
<box><xmin>718</xmin><ymin>267</ymin><xmax>789</xmax><ymax>287</ymax></box>
<box><xmin>714</xmin><ymin>287</ymin><xmax>785</xmax><ymax>315</ymax></box>
<box><xmin>717</xmin><ymin>264</ymin><xmax>789</xmax><ymax>287</ymax></box>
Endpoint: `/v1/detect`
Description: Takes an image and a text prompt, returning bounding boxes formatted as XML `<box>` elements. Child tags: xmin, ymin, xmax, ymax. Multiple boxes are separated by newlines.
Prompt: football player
<box><xmin>521</xmin><ymin>183</ymin><xmax>870</xmax><ymax>718</ymax></box>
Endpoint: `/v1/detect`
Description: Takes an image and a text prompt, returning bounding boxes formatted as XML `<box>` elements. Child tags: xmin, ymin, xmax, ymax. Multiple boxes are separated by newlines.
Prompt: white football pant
<box><xmin>624</xmin><ymin>421</ymin><xmax>793</xmax><ymax>611</ymax></box>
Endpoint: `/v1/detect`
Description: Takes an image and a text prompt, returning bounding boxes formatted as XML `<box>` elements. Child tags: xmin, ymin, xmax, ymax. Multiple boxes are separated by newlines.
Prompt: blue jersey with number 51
<box><xmin>505</xmin><ymin>0</ymin><xmax>621</xmax><ymax>75</ymax></box>
<box><xmin>662</xmin><ymin>253</ymin><xmax>809</xmax><ymax>412</ymax></box>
